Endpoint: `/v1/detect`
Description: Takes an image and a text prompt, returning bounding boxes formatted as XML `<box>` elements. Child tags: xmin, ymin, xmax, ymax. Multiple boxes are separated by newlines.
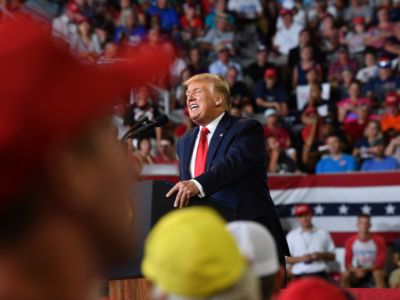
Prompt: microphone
<box><xmin>122</xmin><ymin>114</ymin><xmax>169</xmax><ymax>140</ymax></box>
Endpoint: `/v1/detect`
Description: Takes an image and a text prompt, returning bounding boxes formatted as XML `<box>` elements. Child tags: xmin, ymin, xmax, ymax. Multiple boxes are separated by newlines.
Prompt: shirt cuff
<box><xmin>190</xmin><ymin>179</ymin><xmax>205</xmax><ymax>198</ymax></box>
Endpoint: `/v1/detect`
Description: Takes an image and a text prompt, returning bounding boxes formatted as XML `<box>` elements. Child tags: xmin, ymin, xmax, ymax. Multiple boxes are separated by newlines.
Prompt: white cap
<box><xmin>264</xmin><ymin>108</ymin><xmax>277</xmax><ymax>118</ymax></box>
<box><xmin>226</xmin><ymin>221</ymin><xmax>279</xmax><ymax>277</ymax></box>
<box><xmin>282</xmin><ymin>0</ymin><xmax>295</xmax><ymax>9</ymax></box>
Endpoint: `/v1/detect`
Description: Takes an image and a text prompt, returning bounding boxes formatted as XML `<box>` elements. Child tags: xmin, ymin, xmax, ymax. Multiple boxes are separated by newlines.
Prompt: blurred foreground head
<box><xmin>142</xmin><ymin>207</ymin><xmax>261</xmax><ymax>300</ymax></box>
<box><xmin>0</xmin><ymin>17</ymin><xmax>172</xmax><ymax>300</ymax></box>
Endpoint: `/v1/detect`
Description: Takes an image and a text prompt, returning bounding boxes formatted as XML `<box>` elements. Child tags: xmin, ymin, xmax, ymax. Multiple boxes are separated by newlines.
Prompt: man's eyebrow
<box><xmin>187</xmin><ymin>88</ymin><xmax>202</xmax><ymax>93</ymax></box>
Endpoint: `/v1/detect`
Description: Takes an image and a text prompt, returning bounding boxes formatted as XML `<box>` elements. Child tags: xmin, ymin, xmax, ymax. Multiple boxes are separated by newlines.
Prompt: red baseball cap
<box><xmin>264</xmin><ymin>68</ymin><xmax>277</xmax><ymax>79</ymax></box>
<box><xmin>280</xmin><ymin>8</ymin><xmax>292</xmax><ymax>16</ymax></box>
<box><xmin>294</xmin><ymin>204</ymin><xmax>312</xmax><ymax>216</ymax></box>
<box><xmin>66</xmin><ymin>2</ymin><xmax>80</xmax><ymax>13</ymax></box>
<box><xmin>385</xmin><ymin>92</ymin><xmax>399</xmax><ymax>106</ymax></box>
<box><xmin>278</xmin><ymin>278</ymin><xmax>349</xmax><ymax>300</ymax></box>
<box><xmin>0</xmin><ymin>18</ymin><xmax>173</xmax><ymax>204</ymax></box>
<box><xmin>352</xmin><ymin>16</ymin><xmax>365</xmax><ymax>24</ymax></box>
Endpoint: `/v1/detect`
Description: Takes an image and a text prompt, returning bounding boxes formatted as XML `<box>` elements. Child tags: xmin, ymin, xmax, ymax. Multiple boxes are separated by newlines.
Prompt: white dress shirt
<box><xmin>190</xmin><ymin>112</ymin><xmax>225</xmax><ymax>197</ymax></box>
<box><xmin>286</xmin><ymin>227</ymin><xmax>335</xmax><ymax>275</ymax></box>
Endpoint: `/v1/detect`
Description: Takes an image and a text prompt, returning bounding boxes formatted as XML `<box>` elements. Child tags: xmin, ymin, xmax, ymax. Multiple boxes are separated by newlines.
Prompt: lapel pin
<box><xmin>219</xmin><ymin>133</ymin><xmax>223</xmax><ymax>137</ymax></box>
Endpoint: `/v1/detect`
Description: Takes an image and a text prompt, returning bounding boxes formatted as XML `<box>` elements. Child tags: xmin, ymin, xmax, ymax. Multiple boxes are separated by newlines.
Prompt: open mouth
<box><xmin>189</xmin><ymin>104</ymin><xmax>199</xmax><ymax>110</ymax></box>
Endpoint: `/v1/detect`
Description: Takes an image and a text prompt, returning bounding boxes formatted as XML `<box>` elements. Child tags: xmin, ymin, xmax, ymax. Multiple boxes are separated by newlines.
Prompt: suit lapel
<box><xmin>206</xmin><ymin>114</ymin><xmax>233</xmax><ymax>170</ymax></box>
<box><xmin>182</xmin><ymin>127</ymin><xmax>199</xmax><ymax>180</ymax></box>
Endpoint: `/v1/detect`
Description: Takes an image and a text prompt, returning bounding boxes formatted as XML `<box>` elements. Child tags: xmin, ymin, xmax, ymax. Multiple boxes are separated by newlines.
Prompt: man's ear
<box><xmin>215</xmin><ymin>96</ymin><xmax>224</xmax><ymax>107</ymax></box>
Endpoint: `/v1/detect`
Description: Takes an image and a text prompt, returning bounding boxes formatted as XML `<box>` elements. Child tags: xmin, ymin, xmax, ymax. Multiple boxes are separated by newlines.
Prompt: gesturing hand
<box><xmin>166</xmin><ymin>180</ymin><xmax>200</xmax><ymax>208</ymax></box>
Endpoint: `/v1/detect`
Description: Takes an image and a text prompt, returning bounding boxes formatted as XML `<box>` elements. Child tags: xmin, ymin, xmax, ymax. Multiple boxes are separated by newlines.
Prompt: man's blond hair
<box><xmin>184</xmin><ymin>73</ymin><xmax>231</xmax><ymax>110</ymax></box>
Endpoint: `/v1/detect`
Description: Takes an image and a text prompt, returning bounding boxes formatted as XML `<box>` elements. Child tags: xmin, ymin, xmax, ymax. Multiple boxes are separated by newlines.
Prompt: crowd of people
<box><xmin>29</xmin><ymin>0</ymin><xmax>400</xmax><ymax>174</ymax></box>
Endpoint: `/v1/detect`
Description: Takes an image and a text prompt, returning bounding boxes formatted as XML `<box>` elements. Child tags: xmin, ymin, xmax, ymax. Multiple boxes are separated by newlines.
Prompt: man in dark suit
<box><xmin>166</xmin><ymin>73</ymin><xmax>290</xmax><ymax>265</ymax></box>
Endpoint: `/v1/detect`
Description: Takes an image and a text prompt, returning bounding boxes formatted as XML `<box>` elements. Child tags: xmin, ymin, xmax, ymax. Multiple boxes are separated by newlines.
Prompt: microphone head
<box><xmin>154</xmin><ymin>114</ymin><xmax>169</xmax><ymax>127</ymax></box>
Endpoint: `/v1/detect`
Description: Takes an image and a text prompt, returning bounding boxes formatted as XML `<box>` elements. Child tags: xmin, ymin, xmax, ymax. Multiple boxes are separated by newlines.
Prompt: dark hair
<box><xmin>137</xmin><ymin>137</ymin><xmax>151</xmax><ymax>150</ymax></box>
<box><xmin>260</xmin><ymin>274</ymin><xmax>276</xmax><ymax>300</ymax></box>
<box><xmin>357</xmin><ymin>213</ymin><xmax>371</xmax><ymax>220</ymax></box>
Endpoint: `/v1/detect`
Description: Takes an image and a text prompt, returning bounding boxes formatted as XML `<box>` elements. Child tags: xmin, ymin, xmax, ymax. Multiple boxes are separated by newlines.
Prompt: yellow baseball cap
<box><xmin>141</xmin><ymin>207</ymin><xmax>245</xmax><ymax>297</ymax></box>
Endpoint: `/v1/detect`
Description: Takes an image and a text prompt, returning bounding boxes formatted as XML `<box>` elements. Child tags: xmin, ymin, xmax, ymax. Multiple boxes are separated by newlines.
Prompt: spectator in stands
<box><xmin>70</xmin><ymin>18</ymin><xmax>101</xmax><ymax>60</ymax></box>
<box><xmin>316</xmin><ymin>134</ymin><xmax>357</xmax><ymax>174</ymax></box>
<box><xmin>356</xmin><ymin>51</ymin><xmax>378</xmax><ymax>83</ymax></box>
<box><xmin>146</xmin><ymin>0</ymin><xmax>179</xmax><ymax>32</ymax></box>
<box><xmin>263</xmin><ymin>108</ymin><xmax>291</xmax><ymax>150</ymax></box>
<box><xmin>124</xmin><ymin>86</ymin><xmax>162</xmax><ymax>144</ymax></box>
<box><xmin>266</xmin><ymin>136</ymin><xmax>298</xmax><ymax>174</ymax></box>
<box><xmin>209</xmin><ymin>45</ymin><xmax>242</xmax><ymax>78</ymax></box>
<box><xmin>142</xmin><ymin>207</ymin><xmax>261</xmax><ymax>300</ymax></box>
<box><xmin>343</xmin><ymin>0</ymin><xmax>372</xmax><ymax>24</ymax></box>
<box><xmin>278</xmin><ymin>277</ymin><xmax>349</xmax><ymax>300</ymax></box>
<box><xmin>328</xmin><ymin>46</ymin><xmax>359</xmax><ymax>84</ymax></box>
<box><xmin>115</xmin><ymin>0</ymin><xmax>133</xmax><ymax>27</ymax></box>
<box><xmin>353</xmin><ymin>120</ymin><xmax>383</xmax><ymax>163</ymax></box>
<box><xmin>292</xmin><ymin>46</ymin><xmax>322</xmax><ymax>88</ymax></box>
<box><xmin>201</xmin><ymin>13</ymin><xmax>235</xmax><ymax>54</ymax></box>
<box><xmin>226</xmin><ymin>66</ymin><xmax>253</xmax><ymax>114</ymax></box>
<box><xmin>227</xmin><ymin>221</ymin><xmax>284</xmax><ymax>299</ymax></box>
<box><xmin>52</xmin><ymin>2</ymin><xmax>80</xmax><ymax>44</ymax></box>
<box><xmin>273</xmin><ymin>8</ymin><xmax>303</xmax><ymax>59</ymax></box>
<box><xmin>366</xmin><ymin>57</ymin><xmax>400</xmax><ymax>103</ymax></box>
<box><xmin>337</xmin><ymin>80</ymin><xmax>373</xmax><ymax>124</ymax></box>
<box><xmin>137</xmin><ymin>137</ymin><xmax>154</xmax><ymax>164</ymax></box>
<box><xmin>204</xmin><ymin>0</ymin><xmax>235</xmax><ymax>29</ymax></box>
<box><xmin>342</xmin><ymin>214</ymin><xmax>387</xmax><ymax>288</ymax></box>
<box><xmin>112</xmin><ymin>102</ymin><xmax>129</xmax><ymax>140</ymax></box>
<box><xmin>361</xmin><ymin>138</ymin><xmax>399</xmax><ymax>171</ymax></box>
<box><xmin>180</xmin><ymin>3</ymin><xmax>204</xmax><ymax>43</ymax></box>
<box><xmin>285</xmin><ymin>204</ymin><xmax>335</xmax><ymax>280</ymax></box>
<box><xmin>385</xmin><ymin>134</ymin><xmax>400</xmax><ymax>164</ymax></box>
<box><xmin>255</xmin><ymin>68</ymin><xmax>288</xmax><ymax>115</ymax></box>
<box><xmin>318</xmin><ymin>14</ymin><xmax>340</xmax><ymax>60</ymax></box>
<box><xmin>154</xmin><ymin>137</ymin><xmax>178</xmax><ymax>165</ymax></box>
<box><xmin>389</xmin><ymin>239</ymin><xmax>400</xmax><ymax>288</ymax></box>
<box><xmin>246</xmin><ymin>45</ymin><xmax>273</xmax><ymax>84</ymax></box>
<box><xmin>114</xmin><ymin>10</ymin><xmax>146</xmax><ymax>47</ymax></box>
<box><xmin>341</xmin><ymin>16</ymin><xmax>367</xmax><ymax>58</ymax></box>
<box><xmin>187</xmin><ymin>47</ymin><xmax>208</xmax><ymax>75</ymax></box>
<box><xmin>227</xmin><ymin>0</ymin><xmax>263</xmax><ymax>21</ymax></box>
<box><xmin>365</xmin><ymin>7</ymin><xmax>395</xmax><ymax>50</ymax></box>
<box><xmin>288</xmin><ymin>28</ymin><xmax>323</xmax><ymax>70</ymax></box>
<box><xmin>343</xmin><ymin>104</ymin><xmax>375</xmax><ymax>145</ymax></box>
<box><xmin>381</xmin><ymin>92</ymin><xmax>400</xmax><ymax>133</ymax></box>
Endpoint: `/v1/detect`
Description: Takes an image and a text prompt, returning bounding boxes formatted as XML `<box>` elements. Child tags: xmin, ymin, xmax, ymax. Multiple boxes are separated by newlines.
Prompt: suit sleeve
<box><xmin>195</xmin><ymin>119</ymin><xmax>266</xmax><ymax>196</ymax></box>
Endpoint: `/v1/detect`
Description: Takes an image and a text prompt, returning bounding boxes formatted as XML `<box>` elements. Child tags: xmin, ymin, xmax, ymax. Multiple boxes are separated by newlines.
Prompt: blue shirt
<box><xmin>316</xmin><ymin>154</ymin><xmax>357</xmax><ymax>174</ymax></box>
<box><xmin>147</xmin><ymin>6</ymin><xmax>178</xmax><ymax>32</ymax></box>
<box><xmin>114</xmin><ymin>26</ymin><xmax>146</xmax><ymax>46</ymax></box>
<box><xmin>364</xmin><ymin>76</ymin><xmax>400</xmax><ymax>103</ymax></box>
<box><xmin>361</xmin><ymin>156</ymin><xmax>399</xmax><ymax>172</ymax></box>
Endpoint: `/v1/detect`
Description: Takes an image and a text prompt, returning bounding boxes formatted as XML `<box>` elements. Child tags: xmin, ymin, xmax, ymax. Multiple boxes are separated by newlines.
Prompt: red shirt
<box><xmin>180</xmin><ymin>16</ymin><xmax>203</xmax><ymax>30</ymax></box>
<box><xmin>264</xmin><ymin>126</ymin><xmax>291</xmax><ymax>148</ymax></box>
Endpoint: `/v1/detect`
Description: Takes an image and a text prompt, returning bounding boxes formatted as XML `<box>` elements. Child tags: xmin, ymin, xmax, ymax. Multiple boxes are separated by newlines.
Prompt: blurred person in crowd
<box><xmin>201</xmin><ymin>13</ymin><xmax>235</xmax><ymax>54</ymax></box>
<box><xmin>0</xmin><ymin>19</ymin><xmax>173</xmax><ymax>300</ymax></box>
<box><xmin>173</xmin><ymin>67</ymin><xmax>192</xmax><ymax>109</ymax></box>
<box><xmin>209</xmin><ymin>45</ymin><xmax>242</xmax><ymax>78</ymax></box>
<box><xmin>142</xmin><ymin>207</ymin><xmax>261</xmax><ymax>300</ymax></box>
<box><xmin>174</xmin><ymin>108</ymin><xmax>194</xmax><ymax>138</ymax></box>
<box><xmin>266</xmin><ymin>136</ymin><xmax>298</xmax><ymax>174</ymax></box>
<box><xmin>246</xmin><ymin>45</ymin><xmax>273</xmax><ymax>84</ymax></box>
<box><xmin>385</xmin><ymin>134</ymin><xmax>400</xmax><ymax>164</ymax></box>
<box><xmin>227</xmin><ymin>221</ymin><xmax>285</xmax><ymax>300</ymax></box>
<box><xmin>343</xmin><ymin>0</ymin><xmax>371</xmax><ymax>23</ymax></box>
<box><xmin>227</xmin><ymin>0</ymin><xmax>262</xmax><ymax>21</ymax></box>
<box><xmin>136</xmin><ymin>137</ymin><xmax>155</xmax><ymax>164</ymax></box>
<box><xmin>204</xmin><ymin>0</ymin><xmax>235</xmax><ymax>29</ymax></box>
<box><xmin>300</xmin><ymin>83</ymin><xmax>331</xmax><ymax>122</ymax></box>
<box><xmin>146</xmin><ymin>0</ymin><xmax>178</xmax><ymax>32</ymax></box>
<box><xmin>361</xmin><ymin>138</ymin><xmax>398</xmax><ymax>171</ymax></box>
<box><xmin>365</xmin><ymin>6</ymin><xmax>395</xmax><ymax>49</ymax></box>
<box><xmin>278</xmin><ymin>277</ymin><xmax>349</xmax><ymax>300</ymax></box>
<box><xmin>307</xmin><ymin>1</ymin><xmax>338</xmax><ymax>30</ymax></box>
<box><xmin>71</xmin><ymin>17</ymin><xmax>102</xmax><ymax>60</ymax></box>
<box><xmin>341</xmin><ymin>16</ymin><xmax>367</xmax><ymax>58</ymax></box>
<box><xmin>276</xmin><ymin>1</ymin><xmax>306</xmax><ymax>30</ymax></box>
<box><xmin>285</xmin><ymin>204</ymin><xmax>335</xmax><ymax>279</ymax></box>
<box><xmin>288</xmin><ymin>28</ymin><xmax>323</xmax><ymax>70</ymax></box>
<box><xmin>292</xmin><ymin>46</ymin><xmax>322</xmax><ymax>88</ymax></box>
<box><xmin>97</xmin><ymin>41</ymin><xmax>119</xmax><ymax>63</ymax></box>
<box><xmin>180</xmin><ymin>3</ymin><xmax>203</xmax><ymax>44</ymax></box>
<box><xmin>255</xmin><ymin>68</ymin><xmax>288</xmax><ymax>115</ymax></box>
<box><xmin>328</xmin><ymin>46</ymin><xmax>359</xmax><ymax>84</ymax></box>
<box><xmin>353</xmin><ymin>120</ymin><xmax>383</xmax><ymax>163</ymax></box>
<box><xmin>316</xmin><ymin>134</ymin><xmax>357</xmax><ymax>174</ymax></box>
<box><xmin>114</xmin><ymin>10</ymin><xmax>146</xmax><ymax>47</ymax></box>
<box><xmin>337</xmin><ymin>80</ymin><xmax>373</xmax><ymax>123</ymax></box>
<box><xmin>263</xmin><ymin>109</ymin><xmax>292</xmax><ymax>152</ymax></box>
<box><xmin>342</xmin><ymin>214</ymin><xmax>387</xmax><ymax>288</ymax></box>
<box><xmin>226</xmin><ymin>66</ymin><xmax>253</xmax><ymax>114</ymax></box>
<box><xmin>389</xmin><ymin>239</ymin><xmax>400</xmax><ymax>288</ymax></box>
<box><xmin>380</xmin><ymin>92</ymin><xmax>400</xmax><ymax>133</ymax></box>
<box><xmin>187</xmin><ymin>46</ymin><xmax>208</xmax><ymax>75</ymax></box>
<box><xmin>356</xmin><ymin>51</ymin><xmax>378</xmax><ymax>83</ymax></box>
<box><xmin>343</xmin><ymin>104</ymin><xmax>376</xmax><ymax>145</ymax></box>
<box><xmin>318</xmin><ymin>14</ymin><xmax>340</xmax><ymax>60</ymax></box>
<box><xmin>112</xmin><ymin>101</ymin><xmax>130</xmax><ymax>140</ymax></box>
<box><xmin>365</xmin><ymin>57</ymin><xmax>400</xmax><ymax>103</ymax></box>
<box><xmin>382</xmin><ymin>23</ymin><xmax>400</xmax><ymax>59</ymax></box>
<box><xmin>273</xmin><ymin>8</ymin><xmax>303</xmax><ymax>58</ymax></box>
<box><xmin>124</xmin><ymin>86</ymin><xmax>162</xmax><ymax>144</ymax></box>
<box><xmin>52</xmin><ymin>2</ymin><xmax>80</xmax><ymax>44</ymax></box>
<box><xmin>115</xmin><ymin>0</ymin><xmax>133</xmax><ymax>26</ymax></box>
<box><xmin>154</xmin><ymin>137</ymin><xmax>179</xmax><ymax>165</ymax></box>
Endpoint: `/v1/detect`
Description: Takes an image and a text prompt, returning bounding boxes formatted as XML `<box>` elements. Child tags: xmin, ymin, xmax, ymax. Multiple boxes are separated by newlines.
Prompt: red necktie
<box><xmin>194</xmin><ymin>127</ymin><xmax>210</xmax><ymax>177</ymax></box>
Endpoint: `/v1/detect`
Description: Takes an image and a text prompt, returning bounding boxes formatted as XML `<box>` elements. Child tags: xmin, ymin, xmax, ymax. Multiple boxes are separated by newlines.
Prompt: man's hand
<box><xmin>166</xmin><ymin>180</ymin><xmax>200</xmax><ymax>208</ymax></box>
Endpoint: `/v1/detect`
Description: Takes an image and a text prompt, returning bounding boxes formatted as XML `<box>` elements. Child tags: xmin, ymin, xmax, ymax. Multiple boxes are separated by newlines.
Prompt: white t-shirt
<box><xmin>273</xmin><ymin>23</ymin><xmax>303</xmax><ymax>55</ymax></box>
<box><xmin>286</xmin><ymin>227</ymin><xmax>335</xmax><ymax>275</ymax></box>
<box><xmin>227</xmin><ymin>0</ymin><xmax>262</xmax><ymax>19</ymax></box>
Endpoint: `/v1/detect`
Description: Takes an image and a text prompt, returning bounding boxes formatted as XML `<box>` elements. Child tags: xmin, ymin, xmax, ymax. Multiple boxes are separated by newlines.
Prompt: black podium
<box><xmin>107</xmin><ymin>180</ymin><xmax>236</xmax><ymax>280</ymax></box>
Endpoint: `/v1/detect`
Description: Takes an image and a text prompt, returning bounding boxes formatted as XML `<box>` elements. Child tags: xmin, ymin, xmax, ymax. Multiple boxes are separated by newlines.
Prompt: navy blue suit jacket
<box><xmin>177</xmin><ymin>113</ymin><xmax>275</xmax><ymax>219</ymax></box>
